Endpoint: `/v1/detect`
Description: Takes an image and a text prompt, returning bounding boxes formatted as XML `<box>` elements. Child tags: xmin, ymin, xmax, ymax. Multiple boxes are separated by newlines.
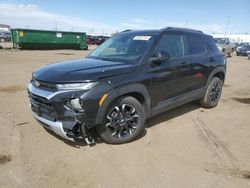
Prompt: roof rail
<box><xmin>121</xmin><ymin>29</ymin><xmax>132</xmax><ymax>33</ymax></box>
<box><xmin>162</xmin><ymin>27</ymin><xmax>203</xmax><ymax>33</ymax></box>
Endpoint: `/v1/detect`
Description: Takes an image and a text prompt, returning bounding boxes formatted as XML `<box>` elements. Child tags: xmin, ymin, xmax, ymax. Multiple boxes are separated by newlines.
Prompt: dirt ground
<box><xmin>0</xmin><ymin>43</ymin><xmax>250</xmax><ymax>188</ymax></box>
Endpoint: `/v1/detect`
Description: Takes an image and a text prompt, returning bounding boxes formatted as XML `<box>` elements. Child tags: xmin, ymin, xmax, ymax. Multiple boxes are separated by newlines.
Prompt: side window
<box><xmin>186</xmin><ymin>34</ymin><xmax>205</xmax><ymax>55</ymax></box>
<box><xmin>155</xmin><ymin>34</ymin><xmax>185</xmax><ymax>58</ymax></box>
<box><xmin>207</xmin><ymin>36</ymin><xmax>221</xmax><ymax>54</ymax></box>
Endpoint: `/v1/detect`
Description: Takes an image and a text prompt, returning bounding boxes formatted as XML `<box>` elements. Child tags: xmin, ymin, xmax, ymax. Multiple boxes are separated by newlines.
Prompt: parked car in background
<box><xmin>236</xmin><ymin>42</ymin><xmax>250</xmax><ymax>51</ymax></box>
<box><xmin>87</xmin><ymin>35</ymin><xmax>97</xmax><ymax>45</ymax></box>
<box><xmin>214</xmin><ymin>37</ymin><xmax>234</xmax><ymax>57</ymax></box>
<box><xmin>87</xmin><ymin>35</ymin><xmax>110</xmax><ymax>45</ymax></box>
<box><xmin>236</xmin><ymin>45</ymin><xmax>250</xmax><ymax>56</ymax></box>
<box><xmin>95</xmin><ymin>36</ymin><xmax>109</xmax><ymax>45</ymax></box>
<box><xmin>0</xmin><ymin>31</ymin><xmax>11</xmax><ymax>42</ymax></box>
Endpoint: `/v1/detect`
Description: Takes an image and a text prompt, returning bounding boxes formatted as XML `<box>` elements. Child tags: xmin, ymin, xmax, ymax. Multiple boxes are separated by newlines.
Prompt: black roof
<box><xmin>162</xmin><ymin>27</ymin><xmax>203</xmax><ymax>33</ymax></box>
<box><xmin>121</xmin><ymin>27</ymin><xmax>204</xmax><ymax>35</ymax></box>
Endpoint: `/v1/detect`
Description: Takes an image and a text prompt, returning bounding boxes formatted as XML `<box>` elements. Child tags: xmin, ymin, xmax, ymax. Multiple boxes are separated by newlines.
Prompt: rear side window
<box><xmin>206</xmin><ymin>36</ymin><xmax>221</xmax><ymax>54</ymax></box>
<box><xmin>186</xmin><ymin>34</ymin><xmax>205</xmax><ymax>55</ymax></box>
<box><xmin>155</xmin><ymin>34</ymin><xmax>185</xmax><ymax>58</ymax></box>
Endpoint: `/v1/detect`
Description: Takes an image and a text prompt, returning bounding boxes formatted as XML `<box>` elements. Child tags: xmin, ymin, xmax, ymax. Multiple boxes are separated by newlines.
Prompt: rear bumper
<box><xmin>32</xmin><ymin>112</ymin><xmax>74</xmax><ymax>141</ymax></box>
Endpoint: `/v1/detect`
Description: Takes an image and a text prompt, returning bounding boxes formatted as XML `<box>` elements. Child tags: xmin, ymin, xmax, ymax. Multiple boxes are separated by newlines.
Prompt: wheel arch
<box><xmin>95</xmin><ymin>83</ymin><xmax>150</xmax><ymax>125</ymax></box>
<box><xmin>206</xmin><ymin>66</ymin><xmax>226</xmax><ymax>88</ymax></box>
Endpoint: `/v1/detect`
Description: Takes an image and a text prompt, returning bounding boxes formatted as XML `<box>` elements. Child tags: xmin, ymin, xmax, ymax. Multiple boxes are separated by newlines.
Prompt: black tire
<box><xmin>84</xmin><ymin>45</ymin><xmax>88</xmax><ymax>50</ymax></box>
<box><xmin>200</xmin><ymin>77</ymin><xmax>223</xmax><ymax>108</ymax></box>
<box><xmin>96</xmin><ymin>96</ymin><xmax>145</xmax><ymax>144</ymax></box>
<box><xmin>0</xmin><ymin>38</ymin><xmax>5</xmax><ymax>43</ymax></box>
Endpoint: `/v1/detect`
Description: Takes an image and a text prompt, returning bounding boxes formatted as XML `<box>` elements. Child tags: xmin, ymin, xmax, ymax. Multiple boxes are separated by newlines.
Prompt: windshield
<box><xmin>242</xmin><ymin>45</ymin><xmax>250</xmax><ymax>50</ymax></box>
<box><xmin>241</xmin><ymin>43</ymin><xmax>250</xmax><ymax>47</ymax></box>
<box><xmin>88</xmin><ymin>32</ymin><xmax>156</xmax><ymax>63</ymax></box>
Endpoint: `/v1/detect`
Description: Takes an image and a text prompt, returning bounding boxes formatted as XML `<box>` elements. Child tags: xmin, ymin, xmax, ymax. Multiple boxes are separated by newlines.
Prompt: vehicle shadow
<box><xmin>145</xmin><ymin>102</ymin><xmax>200</xmax><ymax>128</ymax></box>
<box><xmin>44</xmin><ymin>102</ymin><xmax>200</xmax><ymax>148</ymax></box>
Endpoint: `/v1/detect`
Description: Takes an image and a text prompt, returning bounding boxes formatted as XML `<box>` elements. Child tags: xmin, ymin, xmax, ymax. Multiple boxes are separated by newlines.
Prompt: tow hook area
<box><xmin>64</xmin><ymin>99</ymin><xmax>96</xmax><ymax>146</ymax></box>
<box><xmin>81</xmin><ymin>124</ymin><xmax>95</xmax><ymax>146</ymax></box>
<box><xmin>66</xmin><ymin>124</ymin><xmax>95</xmax><ymax>146</ymax></box>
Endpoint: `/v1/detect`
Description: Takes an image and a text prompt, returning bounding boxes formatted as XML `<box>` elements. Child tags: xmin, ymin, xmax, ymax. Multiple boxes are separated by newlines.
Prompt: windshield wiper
<box><xmin>87</xmin><ymin>56</ymin><xmax>113</xmax><ymax>61</ymax></box>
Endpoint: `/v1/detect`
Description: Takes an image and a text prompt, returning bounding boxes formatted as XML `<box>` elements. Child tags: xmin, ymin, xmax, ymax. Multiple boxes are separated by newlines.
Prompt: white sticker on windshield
<box><xmin>133</xmin><ymin>36</ymin><xmax>151</xmax><ymax>41</ymax></box>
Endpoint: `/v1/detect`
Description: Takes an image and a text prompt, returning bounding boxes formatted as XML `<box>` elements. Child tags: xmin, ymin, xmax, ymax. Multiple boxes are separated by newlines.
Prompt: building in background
<box><xmin>213</xmin><ymin>33</ymin><xmax>250</xmax><ymax>43</ymax></box>
<box><xmin>0</xmin><ymin>24</ymin><xmax>10</xmax><ymax>32</ymax></box>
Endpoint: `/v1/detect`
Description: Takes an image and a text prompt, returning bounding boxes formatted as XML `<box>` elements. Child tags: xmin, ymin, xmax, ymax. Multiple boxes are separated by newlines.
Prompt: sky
<box><xmin>0</xmin><ymin>0</ymin><xmax>249</xmax><ymax>35</ymax></box>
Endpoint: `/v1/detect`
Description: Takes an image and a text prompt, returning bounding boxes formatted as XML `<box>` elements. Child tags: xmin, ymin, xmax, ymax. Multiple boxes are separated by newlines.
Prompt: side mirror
<box><xmin>150</xmin><ymin>51</ymin><xmax>171</xmax><ymax>64</ymax></box>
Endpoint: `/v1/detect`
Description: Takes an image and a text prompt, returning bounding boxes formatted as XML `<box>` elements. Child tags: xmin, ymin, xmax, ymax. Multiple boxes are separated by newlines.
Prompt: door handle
<box><xmin>182</xmin><ymin>60</ymin><xmax>192</xmax><ymax>64</ymax></box>
<box><xmin>209</xmin><ymin>57</ymin><xmax>215</xmax><ymax>62</ymax></box>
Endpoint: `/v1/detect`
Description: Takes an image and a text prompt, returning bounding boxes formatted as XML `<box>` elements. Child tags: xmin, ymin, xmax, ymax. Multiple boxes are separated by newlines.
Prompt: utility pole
<box><xmin>184</xmin><ymin>19</ymin><xmax>188</xmax><ymax>28</ymax></box>
<box><xmin>225</xmin><ymin>16</ymin><xmax>230</xmax><ymax>37</ymax></box>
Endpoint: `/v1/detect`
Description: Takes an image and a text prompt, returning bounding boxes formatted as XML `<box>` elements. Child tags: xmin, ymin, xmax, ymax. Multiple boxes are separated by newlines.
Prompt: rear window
<box><xmin>186</xmin><ymin>34</ymin><xmax>205</xmax><ymax>55</ymax></box>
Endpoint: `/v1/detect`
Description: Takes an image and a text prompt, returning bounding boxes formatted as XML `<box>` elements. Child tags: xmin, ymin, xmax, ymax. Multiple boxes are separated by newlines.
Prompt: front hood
<box><xmin>33</xmin><ymin>58</ymin><xmax>137</xmax><ymax>83</ymax></box>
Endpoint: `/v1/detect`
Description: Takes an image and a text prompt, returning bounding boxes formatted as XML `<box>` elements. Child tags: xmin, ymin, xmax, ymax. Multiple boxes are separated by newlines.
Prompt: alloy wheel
<box><xmin>106</xmin><ymin>104</ymin><xmax>139</xmax><ymax>139</ymax></box>
<box><xmin>210</xmin><ymin>82</ymin><xmax>221</xmax><ymax>103</ymax></box>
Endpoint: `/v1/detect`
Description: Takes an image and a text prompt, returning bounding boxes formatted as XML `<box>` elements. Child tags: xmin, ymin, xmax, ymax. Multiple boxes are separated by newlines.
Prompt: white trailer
<box><xmin>212</xmin><ymin>34</ymin><xmax>250</xmax><ymax>43</ymax></box>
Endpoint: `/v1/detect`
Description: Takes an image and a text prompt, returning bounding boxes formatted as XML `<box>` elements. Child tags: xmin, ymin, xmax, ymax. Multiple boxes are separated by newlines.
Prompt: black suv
<box><xmin>28</xmin><ymin>27</ymin><xmax>226</xmax><ymax>144</ymax></box>
<box><xmin>236</xmin><ymin>45</ymin><xmax>250</xmax><ymax>56</ymax></box>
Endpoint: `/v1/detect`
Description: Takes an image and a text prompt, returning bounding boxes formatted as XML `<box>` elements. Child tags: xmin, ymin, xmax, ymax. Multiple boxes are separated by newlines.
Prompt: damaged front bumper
<box><xmin>27</xmin><ymin>81</ymin><xmax>93</xmax><ymax>143</ymax></box>
<box><xmin>32</xmin><ymin>112</ymin><xmax>74</xmax><ymax>141</ymax></box>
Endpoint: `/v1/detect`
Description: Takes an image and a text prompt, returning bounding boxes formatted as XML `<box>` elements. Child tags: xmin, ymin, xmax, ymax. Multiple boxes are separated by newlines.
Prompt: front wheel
<box><xmin>200</xmin><ymin>77</ymin><xmax>223</xmax><ymax>108</ymax></box>
<box><xmin>96</xmin><ymin>96</ymin><xmax>145</xmax><ymax>144</ymax></box>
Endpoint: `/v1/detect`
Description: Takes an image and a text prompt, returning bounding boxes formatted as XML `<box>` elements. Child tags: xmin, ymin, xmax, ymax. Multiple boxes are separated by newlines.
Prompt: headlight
<box><xmin>64</xmin><ymin>98</ymin><xmax>83</xmax><ymax>111</ymax></box>
<box><xmin>70</xmin><ymin>98</ymin><xmax>82</xmax><ymax>110</ymax></box>
<box><xmin>56</xmin><ymin>82</ymin><xmax>98</xmax><ymax>90</ymax></box>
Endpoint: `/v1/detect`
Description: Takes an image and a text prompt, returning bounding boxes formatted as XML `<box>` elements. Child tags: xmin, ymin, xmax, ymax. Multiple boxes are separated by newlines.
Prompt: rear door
<box><xmin>185</xmin><ymin>34</ymin><xmax>210</xmax><ymax>91</ymax></box>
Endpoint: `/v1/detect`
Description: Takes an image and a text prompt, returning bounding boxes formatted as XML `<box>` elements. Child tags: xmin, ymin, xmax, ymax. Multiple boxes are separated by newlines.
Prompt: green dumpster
<box><xmin>11</xmin><ymin>29</ymin><xmax>87</xmax><ymax>50</ymax></box>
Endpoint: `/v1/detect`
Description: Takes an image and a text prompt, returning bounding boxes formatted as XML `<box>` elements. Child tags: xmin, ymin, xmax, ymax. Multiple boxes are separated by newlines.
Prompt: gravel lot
<box><xmin>0</xmin><ymin>43</ymin><xmax>250</xmax><ymax>188</ymax></box>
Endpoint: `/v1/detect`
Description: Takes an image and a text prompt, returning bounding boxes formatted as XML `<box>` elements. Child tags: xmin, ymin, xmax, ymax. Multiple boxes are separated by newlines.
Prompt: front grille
<box><xmin>32</xmin><ymin>78</ymin><xmax>57</xmax><ymax>90</ymax></box>
<box><xmin>28</xmin><ymin>91</ymin><xmax>56</xmax><ymax>121</ymax></box>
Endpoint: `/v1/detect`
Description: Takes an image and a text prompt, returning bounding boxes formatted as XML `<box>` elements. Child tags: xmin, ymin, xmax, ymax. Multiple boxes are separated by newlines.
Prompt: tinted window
<box><xmin>207</xmin><ymin>36</ymin><xmax>221</xmax><ymax>54</ymax></box>
<box><xmin>186</xmin><ymin>34</ymin><xmax>205</xmax><ymax>55</ymax></box>
<box><xmin>155</xmin><ymin>34</ymin><xmax>185</xmax><ymax>58</ymax></box>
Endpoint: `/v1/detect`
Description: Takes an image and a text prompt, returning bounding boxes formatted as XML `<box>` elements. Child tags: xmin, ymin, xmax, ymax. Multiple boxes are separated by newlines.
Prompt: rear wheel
<box><xmin>96</xmin><ymin>96</ymin><xmax>145</xmax><ymax>144</ymax></box>
<box><xmin>200</xmin><ymin>77</ymin><xmax>223</xmax><ymax>108</ymax></box>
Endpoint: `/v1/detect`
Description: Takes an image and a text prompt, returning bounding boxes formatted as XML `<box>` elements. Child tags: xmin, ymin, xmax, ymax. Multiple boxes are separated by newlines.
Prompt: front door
<box><xmin>149</xmin><ymin>33</ymin><xmax>192</xmax><ymax>108</ymax></box>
